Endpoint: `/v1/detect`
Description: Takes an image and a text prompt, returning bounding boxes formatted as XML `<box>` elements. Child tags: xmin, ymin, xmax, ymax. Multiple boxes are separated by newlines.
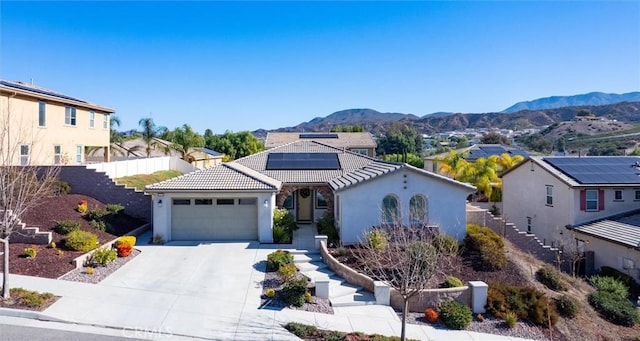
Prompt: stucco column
<box><xmin>315</xmin><ymin>235</ymin><xmax>328</xmax><ymax>251</ymax></box>
<box><xmin>374</xmin><ymin>281</ymin><xmax>390</xmax><ymax>306</ymax></box>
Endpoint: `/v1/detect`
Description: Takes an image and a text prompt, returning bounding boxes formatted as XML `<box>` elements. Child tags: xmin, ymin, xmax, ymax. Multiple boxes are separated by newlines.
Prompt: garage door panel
<box><xmin>171</xmin><ymin>198</ymin><xmax>258</xmax><ymax>241</ymax></box>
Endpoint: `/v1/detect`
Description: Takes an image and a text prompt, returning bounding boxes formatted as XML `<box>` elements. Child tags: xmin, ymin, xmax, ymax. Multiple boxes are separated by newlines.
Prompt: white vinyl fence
<box><xmin>86</xmin><ymin>156</ymin><xmax>196</xmax><ymax>179</ymax></box>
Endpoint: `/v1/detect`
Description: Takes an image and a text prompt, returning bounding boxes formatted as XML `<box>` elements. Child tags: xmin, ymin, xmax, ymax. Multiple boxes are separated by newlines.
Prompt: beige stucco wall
<box><xmin>1</xmin><ymin>93</ymin><xmax>110</xmax><ymax>165</ymax></box>
<box><xmin>575</xmin><ymin>233</ymin><xmax>640</xmax><ymax>281</ymax></box>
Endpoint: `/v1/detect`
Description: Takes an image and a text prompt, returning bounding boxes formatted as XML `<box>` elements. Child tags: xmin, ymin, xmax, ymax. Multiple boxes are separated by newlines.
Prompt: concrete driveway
<box><xmin>39</xmin><ymin>237</ymin><xmax>299</xmax><ymax>340</ymax></box>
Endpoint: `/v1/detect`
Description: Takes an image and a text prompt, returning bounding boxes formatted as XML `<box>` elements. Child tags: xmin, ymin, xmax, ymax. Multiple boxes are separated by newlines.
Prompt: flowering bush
<box><xmin>424</xmin><ymin>307</ymin><xmax>439</xmax><ymax>323</ymax></box>
<box><xmin>267</xmin><ymin>250</ymin><xmax>293</xmax><ymax>271</ymax></box>
<box><xmin>23</xmin><ymin>246</ymin><xmax>37</xmax><ymax>258</ymax></box>
<box><xmin>115</xmin><ymin>236</ymin><xmax>136</xmax><ymax>248</ymax></box>
<box><xmin>265</xmin><ymin>288</ymin><xmax>276</xmax><ymax>298</ymax></box>
<box><xmin>116</xmin><ymin>244</ymin><xmax>133</xmax><ymax>257</ymax></box>
<box><xmin>77</xmin><ymin>200</ymin><xmax>88</xmax><ymax>213</ymax></box>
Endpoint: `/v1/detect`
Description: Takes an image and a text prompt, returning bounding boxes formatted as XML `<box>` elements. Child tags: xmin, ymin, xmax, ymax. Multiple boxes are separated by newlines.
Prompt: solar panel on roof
<box><xmin>544</xmin><ymin>157</ymin><xmax>640</xmax><ymax>184</ymax></box>
<box><xmin>266</xmin><ymin>152</ymin><xmax>341</xmax><ymax>170</ymax></box>
<box><xmin>0</xmin><ymin>80</ymin><xmax>87</xmax><ymax>103</ymax></box>
<box><xmin>299</xmin><ymin>133</ymin><xmax>339</xmax><ymax>139</ymax></box>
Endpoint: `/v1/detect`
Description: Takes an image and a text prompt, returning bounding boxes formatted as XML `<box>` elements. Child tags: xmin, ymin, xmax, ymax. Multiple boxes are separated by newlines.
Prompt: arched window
<box><xmin>382</xmin><ymin>194</ymin><xmax>399</xmax><ymax>224</ymax></box>
<box><xmin>409</xmin><ymin>194</ymin><xmax>427</xmax><ymax>224</ymax></box>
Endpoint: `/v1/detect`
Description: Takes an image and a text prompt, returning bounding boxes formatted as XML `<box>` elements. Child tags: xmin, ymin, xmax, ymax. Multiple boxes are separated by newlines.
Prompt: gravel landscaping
<box><xmin>260</xmin><ymin>269</ymin><xmax>334</xmax><ymax>314</ymax></box>
<box><xmin>59</xmin><ymin>249</ymin><xmax>141</xmax><ymax>284</ymax></box>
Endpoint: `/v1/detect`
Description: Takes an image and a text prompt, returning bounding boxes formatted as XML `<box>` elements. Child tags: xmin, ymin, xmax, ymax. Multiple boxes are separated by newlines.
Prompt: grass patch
<box><xmin>115</xmin><ymin>170</ymin><xmax>182</xmax><ymax>191</ymax></box>
<box><xmin>8</xmin><ymin>288</ymin><xmax>55</xmax><ymax>309</ymax></box>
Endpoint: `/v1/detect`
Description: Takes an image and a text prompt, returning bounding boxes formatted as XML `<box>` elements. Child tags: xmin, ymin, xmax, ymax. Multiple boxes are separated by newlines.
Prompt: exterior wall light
<box><xmin>263</xmin><ymin>200</ymin><xmax>269</xmax><ymax>208</ymax></box>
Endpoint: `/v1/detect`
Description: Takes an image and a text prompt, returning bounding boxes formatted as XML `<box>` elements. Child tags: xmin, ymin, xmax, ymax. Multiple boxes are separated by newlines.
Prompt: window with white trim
<box><xmin>382</xmin><ymin>194</ymin><xmax>399</xmax><ymax>224</ymax></box>
<box><xmin>350</xmin><ymin>148</ymin><xmax>369</xmax><ymax>156</ymax></box>
<box><xmin>614</xmin><ymin>190</ymin><xmax>623</xmax><ymax>201</ymax></box>
<box><xmin>65</xmin><ymin>107</ymin><xmax>77</xmax><ymax>126</ymax></box>
<box><xmin>54</xmin><ymin>145</ymin><xmax>62</xmax><ymax>164</ymax></box>
<box><xmin>76</xmin><ymin>145</ymin><xmax>83</xmax><ymax>164</ymax></box>
<box><xmin>283</xmin><ymin>194</ymin><xmax>294</xmax><ymax>209</ymax></box>
<box><xmin>635</xmin><ymin>190</ymin><xmax>640</xmax><ymax>201</ymax></box>
<box><xmin>409</xmin><ymin>194</ymin><xmax>427</xmax><ymax>223</ymax></box>
<box><xmin>38</xmin><ymin>101</ymin><xmax>46</xmax><ymax>127</ymax></box>
<box><xmin>20</xmin><ymin>145</ymin><xmax>29</xmax><ymax>165</ymax></box>
<box><xmin>545</xmin><ymin>185</ymin><xmax>553</xmax><ymax>206</ymax></box>
<box><xmin>585</xmin><ymin>190</ymin><xmax>598</xmax><ymax>211</ymax></box>
<box><xmin>103</xmin><ymin>114</ymin><xmax>108</xmax><ymax>129</ymax></box>
<box><xmin>89</xmin><ymin>111</ymin><xmax>95</xmax><ymax>128</ymax></box>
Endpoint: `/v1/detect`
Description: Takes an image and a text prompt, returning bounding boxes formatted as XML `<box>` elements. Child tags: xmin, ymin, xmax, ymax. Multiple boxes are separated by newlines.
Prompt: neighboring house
<box><xmin>424</xmin><ymin>144</ymin><xmax>529</xmax><ymax>173</ymax></box>
<box><xmin>146</xmin><ymin>140</ymin><xmax>475</xmax><ymax>244</ymax></box>
<box><xmin>265</xmin><ymin>132</ymin><xmax>377</xmax><ymax>157</ymax></box>
<box><xmin>0</xmin><ymin>79</ymin><xmax>115</xmax><ymax>165</ymax></box>
<box><xmin>88</xmin><ymin>137</ymin><xmax>223</xmax><ymax>169</ymax></box>
<box><xmin>568</xmin><ymin>210</ymin><xmax>640</xmax><ymax>279</ymax></box>
<box><xmin>502</xmin><ymin>156</ymin><xmax>640</xmax><ymax>250</ymax></box>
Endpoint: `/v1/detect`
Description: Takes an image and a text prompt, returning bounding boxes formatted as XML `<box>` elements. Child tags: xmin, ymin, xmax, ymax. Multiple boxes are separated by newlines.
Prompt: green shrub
<box><xmin>367</xmin><ymin>228</ymin><xmax>388</xmax><ymax>251</ymax></box>
<box><xmin>536</xmin><ymin>265</ymin><xmax>567</xmax><ymax>291</ymax></box>
<box><xmin>55</xmin><ymin>180</ymin><xmax>71</xmax><ymax>195</ymax></box>
<box><xmin>266</xmin><ymin>250</ymin><xmax>293</xmax><ymax>271</ymax></box>
<box><xmin>316</xmin><ymin>213</ymin><xmax>339</xmax><ymax>245</ymax></box>
<box><xmin>273</xmin><ymin>226</ymin><xmax>292</xmax><ymax>244</ymax></box>
<box><xmin>556</xmin><ymin>295</ymin><xmax>579</xmax><ymax>318</ymax></box>
<box><xmin>282</xmin><ymin>278</ymin><xmax>308</xmax><ymax>307</ymax></box>
<box><xmin>90</xmin><ymin>247</ymin><xmax>117</xmax><ymax>266</ymax></box>
<box><xmin>589</xmin><ymin>276</ymin><xmax>628</xmax><ymax>298</ymax></box>
<box><xmin>441</xmin><ymin>276</ymin><xmax>464</xmax><ymax>288</ymax></box>
<box><xmin>588</xmin><ymin>290</ymin><xmax>640</xmax><ymax>327</ymax></box>
<box><xmin>439</xmin><ymin>300</ymin><xmax>472</xmax><ymax>330</ymax></box>
<box><xmin>433</xmin><ymin>234</ymin><xmax>459</xmax><ymax>254</ymax></box>
<box><xmin>407</xmin><ymin>241</ymin><xmax>437</xmax><ymax>274</ymax></box>
<box><xmin>503</xmin><ymin>311</ymin><xmax>517</xmax><ymax>328</ymax></box>
<box><xmin>284</xmin><ymin>322</ymin><xmax>317</xmax><ymax>338</ymax></box>
<box><xmin>278</xmin><ymin>263</ymin><xmax>298</xmax><ymax>282</ymax></box>
<box><xmin>273</xmin><ymin>208</ymin><xmax>296</xmax><ymax>231</ymax></box>
<box><xmin>105</xmin><ymin>203</ymin><xmax>124</xmax><ymax>215</ymax></box>
<box><xmin>85</xmin><ymin>208</ymin><xmax>108</xmax><ymax>221</ymax></box>
<box><xmin>486</xmin><ymin>283</ymin><xmax>558</xmax><ymax>327</ymax></box>
<box><xmin>54</xmin><ymin>220</ymin><xmax>81</xmax><ymax>235</ymax></box>
<box><xmin>64</xmin><ymin>230</ymin><xmax>98</xmax><ymax>252</ymax></box>
<box><xmin>599</xmin><ymin>266</ymin><xmax>640</xmax><ymax>297</ymax></box>
<box><xmin>10</xmin><ymin>288</ymin><xmax>54</xmax><ymax>308</ymax></box>
<box><xmin>23</xmin><ymin>247</ymin><xmax>37</xmax><ymax>258</ymax></box>
<box><xmin>464</xmin><ymin>224</ymin><xmax>507</xmax><ymax>271</ymax></box>
<box><xmin>90</xmin><ymin>219</ymin><xmax>107</xmax><ymax>231</ymax></box>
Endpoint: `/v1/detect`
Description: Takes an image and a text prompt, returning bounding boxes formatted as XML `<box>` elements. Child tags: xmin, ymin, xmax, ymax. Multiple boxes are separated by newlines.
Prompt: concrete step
<box><xmin>297</xmin><ymin>260</ymin><xmax>328</xmax><ymax>272</ymax></box>
<box><xmin>294</xmin><ymin>253</ymin><xmax>322</xmax><ymax>264</ymax></box>
<box><xmin>300</xmin><ymin>268</ymin><xmax>336</xmax><ymax>284</ymax></box>
<box><xmin>288</xmin><ymin>249</ymin><xmax>313</xmax><ymax>255</ymax></box>
<box><xmin>329</xmin><ymin>281</ymin><xmax>361</xmax><ymax>298</ymax></box>
<box><xmin>330</xmin><ymin>290</ymin><xmax>377</xmax><ymax>307</ymax></box>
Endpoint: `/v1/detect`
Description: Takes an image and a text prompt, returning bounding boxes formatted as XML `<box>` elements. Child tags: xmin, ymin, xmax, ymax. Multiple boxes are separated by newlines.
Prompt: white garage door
<box><xmin>171</xmin><ymin>198</ymin><xmax>258</xmax><ymax>240</ymax></box>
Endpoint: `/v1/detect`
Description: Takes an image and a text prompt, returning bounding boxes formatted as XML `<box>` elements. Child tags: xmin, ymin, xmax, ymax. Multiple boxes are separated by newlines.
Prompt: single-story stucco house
<box><xmin>146</xmin><ymin>140</ymin><xmax>475</xmax><ymax>244</ymax></box>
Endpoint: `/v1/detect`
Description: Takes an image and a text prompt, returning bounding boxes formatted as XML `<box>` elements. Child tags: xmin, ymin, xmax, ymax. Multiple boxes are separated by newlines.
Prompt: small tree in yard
<box><xmin>354</xmin><ymin>223</ymin><xmax>450</xmax><ymax>341</ymax></box>
<box><xmin>0</xmin><ymin>99</ymin><xmax>59</xmax><ymax>298</ymax></box>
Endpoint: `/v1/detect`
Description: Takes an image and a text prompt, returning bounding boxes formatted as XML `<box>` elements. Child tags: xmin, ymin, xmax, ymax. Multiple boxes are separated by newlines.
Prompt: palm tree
<box><xmin>87</xmin><ymin>115</ymin><xmax>139</xmax><ymax>162</ymax></box>
<box><xmin>494</xmin><ymin>153</ymin><xmax>525</xmax><ymax>174</ymax></box>
<box><xmin>435</xmin><ymin>150</ymin><xmax>469</xmax><ymax>179</ymax></box>
<box><xmin>138</xmin><ymin>117</ymin><xmax>167</xmax><ymax>157</ymax></box>
<box><xmin>465</xmin><ymin>157</ymin><xmax>500</xmax><ymax>200</ymax></box>
<box><xmin>167</xmin><ymin>124</ymin><xmax>205</xmax><ymax>163</ymax></box>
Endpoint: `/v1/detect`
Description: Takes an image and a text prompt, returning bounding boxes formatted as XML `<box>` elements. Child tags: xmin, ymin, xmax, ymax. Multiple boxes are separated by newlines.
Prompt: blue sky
<box><xmin>2</xmin><ymin>1</ymin><xmax>639</xmax><ymax>133</ymax></box>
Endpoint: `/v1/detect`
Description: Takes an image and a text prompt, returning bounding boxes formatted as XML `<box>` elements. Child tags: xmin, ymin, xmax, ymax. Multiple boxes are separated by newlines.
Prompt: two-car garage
<box><xmin>170</xmin><ymin>197</ymin><xmax>259</xmax><ymax>241</ymax></box>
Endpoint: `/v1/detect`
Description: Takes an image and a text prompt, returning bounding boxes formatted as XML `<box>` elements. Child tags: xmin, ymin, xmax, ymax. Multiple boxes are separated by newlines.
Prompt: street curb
<box><xmin>0</xmin><ymin>307</ymin><xmax>72</xmax><ymax>324</ymax></box>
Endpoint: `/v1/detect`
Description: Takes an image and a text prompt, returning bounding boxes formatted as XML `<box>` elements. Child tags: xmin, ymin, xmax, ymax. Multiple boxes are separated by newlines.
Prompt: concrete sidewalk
<box><xmin>0</xmin><ymin>239</ymin><xmax>537</xmax><ymax>341</ymax></box>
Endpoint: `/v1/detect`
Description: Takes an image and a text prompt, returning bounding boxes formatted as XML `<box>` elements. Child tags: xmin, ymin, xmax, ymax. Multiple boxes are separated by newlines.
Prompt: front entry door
<box><xmin>296</xmin><ymin>188</ymin><xmax>313</xmax><ymax>223</ymax></box>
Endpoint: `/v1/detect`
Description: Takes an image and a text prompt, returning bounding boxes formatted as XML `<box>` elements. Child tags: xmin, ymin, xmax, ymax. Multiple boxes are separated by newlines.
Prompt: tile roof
<box><xmin>147</xmin><ymin>140</ymin><xmax>474</xmax><ymax>193</ymax></box>
<box><xmin>146</xmin><ymin>163</ymin><xmax>281</xmax><ymax>192</ymax></box>
<box><xmin>195</xmin><ymin>147</ymin><xmax>223</xmax><ymax>157</ymax></box>
<box><xmin>572</xmin><ymin>210</ymin><xmax>640</xmax><ymax>248</ymax></box>
<box><xmin>425</xmin><ymin>144</ymin><xmax>528</xmax><ymax>161</ymax></box>
<box><xmin>0</xmin><ymin>79</ymin><xmax>115</xmax><ymax>113</ymax></box>
<box><xmin>265</xmin><ymin>132</ymin><xmax>376</xmax><ymax>149</ymax></box>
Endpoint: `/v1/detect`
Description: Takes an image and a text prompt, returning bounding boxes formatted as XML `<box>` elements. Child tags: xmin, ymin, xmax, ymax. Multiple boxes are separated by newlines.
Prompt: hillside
<box><xmin>503</xmin><ymin>91</ymin><xmax>640</xmax><ymax>113</ymax></box>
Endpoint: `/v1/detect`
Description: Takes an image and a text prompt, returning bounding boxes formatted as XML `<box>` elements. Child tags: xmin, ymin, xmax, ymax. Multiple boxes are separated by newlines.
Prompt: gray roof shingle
<box><xmin>572</xmin><ymin>210</ymin><xmax>640</xmax><ymax>248</ymax></box>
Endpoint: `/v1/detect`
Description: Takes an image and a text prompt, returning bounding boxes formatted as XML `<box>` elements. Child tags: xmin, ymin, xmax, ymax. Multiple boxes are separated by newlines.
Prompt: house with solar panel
<box><xmin>265</xmin><ymin>132</ymin><xmax>377</xmax><ymax>157</ymax></box>
<box><xmin>423</xmin><ymin>144</ymin><xmax>529</xmax><ymax>174</ymax></box>
<box><xmin>146</xmin><ymin>140</ymin><xmax>475</xmax><ymax>244</ymax></box>
<box><xmin>502</xmin><ymin>156</ymin><xmax>640</xmax><ymax>276</ymax></box>
<box><xmin>0</xmin><ymin>80</ymin><xmax>115</xmax><ymax>165</ymax></box>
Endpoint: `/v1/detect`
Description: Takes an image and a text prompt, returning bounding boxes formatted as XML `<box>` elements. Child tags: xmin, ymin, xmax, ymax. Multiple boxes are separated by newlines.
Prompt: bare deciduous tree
<box><xmin>354</xmin><ymin>223</ymin><xmax>450</xmax><ymax>341</ymax></box>
<box><xmin>0</xmin><ymin>96</ymin><xmax>59</xmax><ymax>298</ymax></box>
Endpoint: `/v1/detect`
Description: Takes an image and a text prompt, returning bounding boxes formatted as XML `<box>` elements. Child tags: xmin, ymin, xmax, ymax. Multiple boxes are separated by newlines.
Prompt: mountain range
<box><xmin>254</xmin><ymin>91</ymin><xmax>640</xmax><ymax>137</ymax></box>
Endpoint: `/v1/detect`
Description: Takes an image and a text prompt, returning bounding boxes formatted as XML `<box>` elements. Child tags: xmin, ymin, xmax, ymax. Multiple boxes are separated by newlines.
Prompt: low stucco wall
<box><xmin>390</xmin><ymin>286</ymin><xmax>470</xmax><ymax>312</ymax></box>
<box><xmin>320</xmin><ymin>241</ymin><xmax>472</xmax><ymax>312</ymax></box>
